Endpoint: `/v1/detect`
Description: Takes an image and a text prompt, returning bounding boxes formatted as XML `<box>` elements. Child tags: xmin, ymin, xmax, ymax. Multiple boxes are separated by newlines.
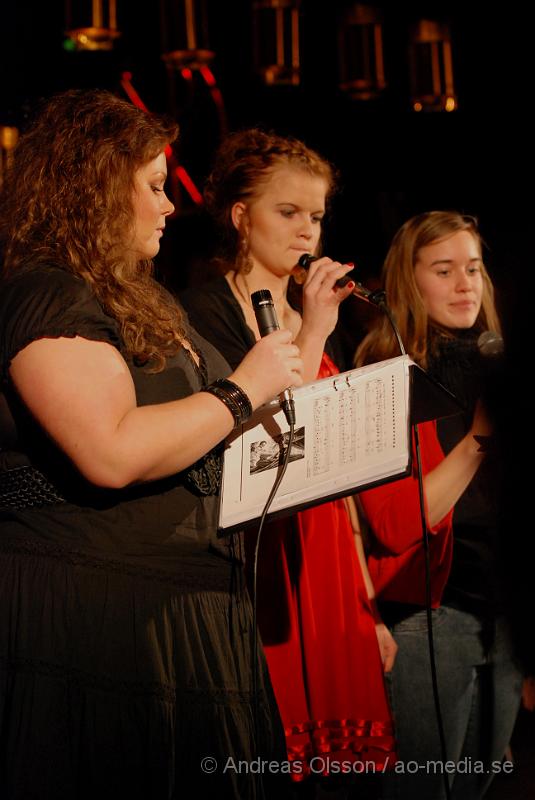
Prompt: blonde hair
<box><xmin>0</xmin><ymin>89</ymin><xmax>182</xmax><ymax>371</ymax></box>
<box><xmin>355</xmin><ymin>211</ymin><xmax>501</xmax><ymax>368</ymax></box>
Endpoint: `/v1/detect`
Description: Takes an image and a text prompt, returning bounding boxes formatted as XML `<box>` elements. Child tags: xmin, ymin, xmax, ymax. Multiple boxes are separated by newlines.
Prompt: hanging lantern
<box><xmin>252</xmin><ymin>0</ymin><xmax>301</xmax><ymax>86</ymax></box>
<box><xmin>338</xmin><ymin>4</ymin><xmax>386</xmax><ymax>100</ymax></box>
<box><xmin>160</xmin><ymin>0</ymin><xmax>214</xmax><ymax>70</ymax></box>
<box><xmin>64</xmin><ymin>0</ymin><xmax>120</xmax><ymax>51</ymax></box>
<box><xmin>409</xmin><ymin>20</ymin><xmax>456</xmax><ymax>112</ymax></box>
<box><xmin>0</xmin><ymin>126</ymin><xmax>19</xmax><ymax>191</ymax></box>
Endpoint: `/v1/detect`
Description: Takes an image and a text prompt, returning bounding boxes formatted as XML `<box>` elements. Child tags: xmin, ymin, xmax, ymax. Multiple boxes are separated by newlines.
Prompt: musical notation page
<box><xmin>218</xmin><ymin>355</ymin><xmax>413</xmax><ymax>532</ymax></box>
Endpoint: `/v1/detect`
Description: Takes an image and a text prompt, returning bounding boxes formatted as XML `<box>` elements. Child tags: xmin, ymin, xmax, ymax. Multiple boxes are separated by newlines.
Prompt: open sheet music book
<box><xmin>217</xmin><ymin>354</ymin><xmax>460</xmax><ymax>533</ymax></box>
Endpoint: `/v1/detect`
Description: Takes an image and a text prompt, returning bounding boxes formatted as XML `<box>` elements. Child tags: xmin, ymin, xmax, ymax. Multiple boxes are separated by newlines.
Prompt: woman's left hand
<box><xmin>375</xmin><ymin>622</ymin><xmax>398</xmax><ymax>673</ymax></box>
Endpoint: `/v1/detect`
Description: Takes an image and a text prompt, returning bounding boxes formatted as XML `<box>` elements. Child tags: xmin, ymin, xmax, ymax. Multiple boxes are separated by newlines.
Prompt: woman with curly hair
<box><xmin>180</xmin><ymin>128</ymin><xmax>397</xmax><ymax>786</ymax></box>
<box><xmin>0</xmin><ymin>90</ymin><xmax>304</xmax><ymax>799</ymax></box>
<box><xmin>356</xmin><ymin>211</ymin><xmax>522</xmax><ymax>799</ymax></box>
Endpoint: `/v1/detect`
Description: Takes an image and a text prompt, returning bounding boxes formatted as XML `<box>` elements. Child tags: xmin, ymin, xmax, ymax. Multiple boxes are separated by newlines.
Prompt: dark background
<box><xmin>1</xmin><ymin>1</ymin><xmax>530</xmax><ymax>305</ymax></box>
<box><xmin>1</xmin><ymin>1</ymin><xmax>529</xmax><ymax>426</ymax></box>
<box><xmin>2</xmin><ymin>1</ymin><xmax>534</xmax><ymax>770</ymax></box>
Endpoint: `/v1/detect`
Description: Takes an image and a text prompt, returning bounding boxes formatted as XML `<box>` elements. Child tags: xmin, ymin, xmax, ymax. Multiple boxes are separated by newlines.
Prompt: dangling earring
<box><xmin>236</xmin><ymin>233</ymin><xmax>253</xmax><ymax>275</ymax></box>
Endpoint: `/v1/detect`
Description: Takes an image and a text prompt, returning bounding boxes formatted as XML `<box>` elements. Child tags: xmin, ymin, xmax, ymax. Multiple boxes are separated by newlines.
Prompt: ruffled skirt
<box><xmin>0</xmin><ymin>531</ymin><xmax>287</xmax><ymax>799</ymax></box>
<box><xmin>247</xmin><ymin>499</ymin><xmax>396</xmax><ymax>781</ymax></box>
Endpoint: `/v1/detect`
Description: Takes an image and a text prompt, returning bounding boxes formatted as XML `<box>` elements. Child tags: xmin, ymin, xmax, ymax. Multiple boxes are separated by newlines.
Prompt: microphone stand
<box><xmin>358</xmin><ymin>284</ymin><xmax>451</xmax><ymax>800</ymax></box>
<box><xmin>297</xmin><ymin>252</ymin><xmax>451</xmax><ymax>798</ymax></box>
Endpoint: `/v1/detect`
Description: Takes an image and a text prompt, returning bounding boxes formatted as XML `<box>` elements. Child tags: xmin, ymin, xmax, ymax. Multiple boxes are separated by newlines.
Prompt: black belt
<box><xmin>0</xmin><ymin>465</ymin><xmax>66</xmax><ymax>510</ymax></box>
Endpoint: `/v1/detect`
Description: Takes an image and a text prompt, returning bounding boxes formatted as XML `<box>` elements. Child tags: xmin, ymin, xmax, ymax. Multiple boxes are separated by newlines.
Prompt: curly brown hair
<box><xmin>204</xmin><ymin>127</ymin><xmax>337</xmax><ymax>265</ymax></box>
<box><xmin>355</xmin><ymin>211</ymin><xmax>502</xmax><ymax>368</ymax></box>
<box><xmin>0</xmin><ymin>89</ymin><xmax>182</xmax><ymax>371</ymax></box>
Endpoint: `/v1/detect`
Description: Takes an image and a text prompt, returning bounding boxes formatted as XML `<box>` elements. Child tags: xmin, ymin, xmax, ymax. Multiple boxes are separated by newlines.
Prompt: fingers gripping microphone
<box><xmin>298</xmin><ymin>253</ymin><xmax>386</xmax><ymax>306</ymax></box>
<box><xmin>251</xmin><ymin>289</ymin><xmax>296</xmax><ymax>425</ymax></box>
<box><xmin>297</xmin><ymin>253</ymin><xmax>353</xmax><ymax>288</ymax></box>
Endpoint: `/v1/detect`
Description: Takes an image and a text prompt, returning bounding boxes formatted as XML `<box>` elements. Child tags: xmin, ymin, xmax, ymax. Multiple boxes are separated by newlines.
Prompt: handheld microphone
<box><xmin>297</xmin><ymin>253</ymin><xmax>352</xmax><ymax>288</ymax></box>
<box><xmin>297</xmin><ymin>253</ymin><xmax>386</xmax><ymax>306</ymax></box>
<box><xmin>251</xmin><ymin>289</ymin><xmax>296</xmax><ymax>425</ymax></box>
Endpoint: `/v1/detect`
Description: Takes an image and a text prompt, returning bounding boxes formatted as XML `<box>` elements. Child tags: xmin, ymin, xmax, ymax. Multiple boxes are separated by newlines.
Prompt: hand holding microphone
<box><xmin>295</xmin><ymin>253</ymin><xmax>355</xmax><ymax>289</ymax></box>
<box><xmin>229</xmin><ymin>294</ymin><xmax>302</xmax><ymax>425</ymax></box>
<box><xmin>251</xmin><ymin>289</ymin><xmax>297</xmax><ymax>425</ymax></box>
<box><xmin>297</xmin><ymin>253</ymin><xmax>386</xmax><ymax>306</ymax></box>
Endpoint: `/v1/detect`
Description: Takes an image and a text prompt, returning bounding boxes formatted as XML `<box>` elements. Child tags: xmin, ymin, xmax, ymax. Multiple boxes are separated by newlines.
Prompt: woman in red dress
<box><xmin>180</xmin><ymin>128</ymin><xmax>396</xmax><ymax>782</ymax></box>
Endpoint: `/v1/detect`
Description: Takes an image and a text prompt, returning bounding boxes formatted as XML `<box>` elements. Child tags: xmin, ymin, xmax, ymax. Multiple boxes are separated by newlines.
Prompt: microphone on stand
<box><xmin>476</xmin><ymin>330</ymin><xmax>505</xmax><ymax>432</ymax></box>
<box><xmin>477</xmin><ymin>330</ymin><xmax>504</xmax><ymax>358</ymax></box>
<box><xmin>297</xmin><ymin>254</ymin><xmax>406</xmax><ymax>353</ymax></box>
<box><xmin>297</xmin><ymin>253</ymin><xmax>386</xmax><ymax>306</ymax></box>
<box><xmin>251</xmin><ymin>289</ymin><xmax>296</xmax><ymax>425</ymax></box>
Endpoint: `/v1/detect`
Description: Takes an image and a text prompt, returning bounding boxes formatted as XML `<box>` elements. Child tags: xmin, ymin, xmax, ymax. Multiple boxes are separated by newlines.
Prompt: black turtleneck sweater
<box><xmin>426</xmin><ymin>331</ymin><xmax>504</xmax><ymax>618</ymax></box>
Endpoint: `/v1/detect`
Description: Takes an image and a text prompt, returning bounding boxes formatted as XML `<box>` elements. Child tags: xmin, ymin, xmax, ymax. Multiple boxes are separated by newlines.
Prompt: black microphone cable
<box><xmin>412</xmin><ymin>422</ymin><xmax>451</xmax><ymax>800</ymax></box>
<box><xmin>245</xmin><ymin>289</ymin><xmax>296</xmax><ymax>794</ymax></box>
<box><xmin>379</xmin><ymin>300</ymin><xmax>451</xmax><ymax>800</ymax></box>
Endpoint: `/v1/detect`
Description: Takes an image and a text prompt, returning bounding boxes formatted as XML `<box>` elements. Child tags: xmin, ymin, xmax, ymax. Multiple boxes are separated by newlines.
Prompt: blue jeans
<box><xmin>382</xmin><ymin>606</ymin><xmax>522</xmax><ymax>800</ymax></box>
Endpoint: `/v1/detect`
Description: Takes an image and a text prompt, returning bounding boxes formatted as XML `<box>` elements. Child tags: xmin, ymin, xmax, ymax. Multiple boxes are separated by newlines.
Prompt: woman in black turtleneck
<box><xmin>355</xmin><ymin>211</ymin><xmax>523</xmax><ymax>800</ymax></box>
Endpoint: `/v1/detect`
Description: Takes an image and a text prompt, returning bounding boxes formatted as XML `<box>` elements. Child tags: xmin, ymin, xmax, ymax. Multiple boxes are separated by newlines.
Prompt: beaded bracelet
<box><xmin>201</xmin><ymin>378</ymin><xmax>253</xmax><ymax>428</ymax></box>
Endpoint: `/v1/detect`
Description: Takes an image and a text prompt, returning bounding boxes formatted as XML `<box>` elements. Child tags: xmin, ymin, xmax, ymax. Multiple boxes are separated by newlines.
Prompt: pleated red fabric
<box><xmin>246</xmin><ymin>354</ymin><xmax>396</xmax><ymax>781</ymax></box>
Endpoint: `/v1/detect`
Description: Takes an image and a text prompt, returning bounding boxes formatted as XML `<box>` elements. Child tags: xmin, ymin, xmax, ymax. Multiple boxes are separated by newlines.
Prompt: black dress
<box><xmin>0</xmin><ymin>266</ymin><xmax>286</xmax><ymax>800</ymax></box>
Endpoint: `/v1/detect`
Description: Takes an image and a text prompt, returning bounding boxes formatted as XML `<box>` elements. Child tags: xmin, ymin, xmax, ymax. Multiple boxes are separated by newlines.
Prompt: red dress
<box><xmin>246</xmin><ymin>354</ymin><xmax>396</xmax><ymax>779</ymax></box>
